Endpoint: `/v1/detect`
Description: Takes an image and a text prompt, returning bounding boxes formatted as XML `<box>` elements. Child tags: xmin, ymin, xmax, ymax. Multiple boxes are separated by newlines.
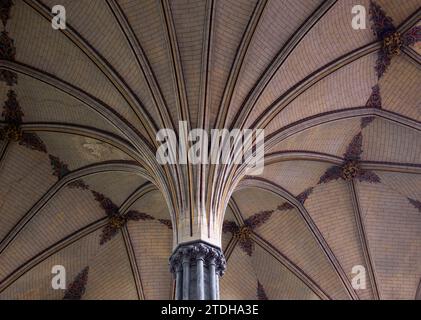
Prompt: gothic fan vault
<box><xmin>0</xmin><ymin>0</ymin><xmax>420</xmax><ymax>300</ymax></box>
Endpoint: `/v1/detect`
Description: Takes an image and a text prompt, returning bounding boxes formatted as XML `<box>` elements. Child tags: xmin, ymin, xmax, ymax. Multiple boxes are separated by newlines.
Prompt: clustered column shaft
<box><xmin>170</xmin><ymin>242</ymin><xmax>226</xmax><ymax>300</ymax></box>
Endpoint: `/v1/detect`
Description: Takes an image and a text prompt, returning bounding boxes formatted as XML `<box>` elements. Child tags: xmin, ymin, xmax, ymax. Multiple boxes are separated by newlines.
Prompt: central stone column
<box><xmin>170</xmin><ymin>242</ymin><xmax>226</xmax><ymax>300</ymax></box>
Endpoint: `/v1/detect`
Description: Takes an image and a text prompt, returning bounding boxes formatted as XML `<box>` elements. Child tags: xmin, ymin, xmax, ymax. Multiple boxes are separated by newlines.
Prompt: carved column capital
<box><xmin>170</xmin><ymin>242</ymin><xmax>226</xmax><ymax>270</ymax></box>
<box><xmin>169</xmin><ymin>250</ymin><xmax>183</xmax><ymax>274</ymax></box>
<box><xmin>169</xmin><ymin>242</ymin><xmax>226</xmax><ymax>299</ymax></box>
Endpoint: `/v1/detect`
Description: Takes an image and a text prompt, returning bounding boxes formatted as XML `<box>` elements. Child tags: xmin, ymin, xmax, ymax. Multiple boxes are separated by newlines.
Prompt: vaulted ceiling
<box><xmin>0</xmin><ymin>0</ymin><xmax>420</xmax><ymax>300</ymax></box>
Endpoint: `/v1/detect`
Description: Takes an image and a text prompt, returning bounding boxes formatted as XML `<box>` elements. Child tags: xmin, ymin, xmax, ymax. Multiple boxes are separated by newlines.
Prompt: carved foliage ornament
<box><xmin>19</xmin><ymin>132</ymin><xmax>47</xmax><ymax>153</ymax></box>
<box><xmin>319</xmin><ymin>132</ymin><xmax>380</xmax><ymax>184</ymax></box>
<box><xmin>402</xmin><ymin>26</ymin><xmax>421</xmax><ymax>47</ymax></box>
<box><xmin>0</xmin><ymin>0</ymin><xmax>13</xmax><ymax>28</ymax></box>
<box><xmin>0</xmin><ymin>13</ymin><xmax>45</xmax><ymax>151</ymax></box>
<box><xmin>0</xmin><ymin>30</ymin><xmax>15</xmax><ymax>60</ymax></box>
<box><xmin>67</xmin><ymin>179</ymin><xmax>90</xmax><ymax>190</ymax></box>
<box><xmin>222</xmin><ymin>223</ymin><xmax>247</xmax><ymax>255</ymax></box>
<box><xmin>222</xmin><ymin>196</ymin><xmax>301</xmax><ymax>256</ymax></box>
<box><xmin>222</xmin><ymin>213</ymin><xmax>268</xmax><ymax>257</ymax></box>
<box><xmin>416</xmin><ymin>279</ymin><xmax>421</xmax><ymax>300</ymax></box>
<box><xmin>2</xmin><ymin>90</ymin><xmax>22</xmax><ymax>124</ymax></box>
<box><xmin>0</xmin><ymin>69</ymin><xmax>17</xmax><ymax>86</ymax></box>
<box><xmin>1</xmin><ymin>91</ymin><xmax>46</xmax><ymax>151</ymax></box>
<box><xmin>369</xmin><ymin>1</ymin><xmax>421</xmax><ymax>78</ymax></box>
<box><xmin>158</xmin><ymin>219</ymin><xmax>173</xmax><ymax>230</ymax></box>
<box><xmin>257</xmin><ymin>281</ymin><xmax>269</xmax><ymax>300</ymax></box>
<box><xmin>244</xmin><ymin>210</ymin><xmax>274</xmax><ymax>229</ymax></box>
<box><xmin>361</xmin><ymin>116</ymin><xmax>376</xmax><ymax>129</ymax></box>
<box><xmin>91</xmin><ymin>190</ymin><xmax>119</xmax><ymax>218</ymax></box>
<box><xmin>99</xmin><ymin>210</ymin><xmax>155</xmax><ymax>245</ymax></box>
<box><xmin>365</xmin><ymin>85</ymin><xmax>382</xmax><ymax>109</ymax></box>
<box><xmin>66</xmin><ymin>180</ymin><xmax>171</xmax><ymax>243</ymax></box>
<box><xmin>341</xmin><ymin>160</ymin><xmax>361</xmax><ymax>180</ymax></box>
<box><xmin>92</xmin><ymin>190</ymin><xmax>155</xmax><ymax>245</ymax></box>
<box><xmin>49</xmin><ymin>155</ymin><xmax>70</xmax><ymax>179</ymax></box>
<box><xmin>0</xmin><ymin>1</ymin><xmax>17</xmax><ymax>85</ymax></box>
<box><xmin>63</xmin><ymin>266</ymin><xmax>89</xmax><ymax>300</ymax></box>
<box><xmin>0</xmin><ymin>122</ymin><xmax>21</xmax><ymax>141</ymax></box>
<box><xmin>344</xmin><ymin>132</ymin><xmax>363</xmax><ymax>161</ymax></box>
<box><xmin>408</xmin><ymin>198</ymin><xmax>421</xmax><ymax>213</ymax></box>
<box><xmin>235</xmin><ymin>226</ymin><xmax>254</xmax><ymax>256</ymax></box>
<box><xmin>0</xmin><ymin>96</ymin><xmax>46</xmax><ymax>150</ymax></box>
<box><xmin>362</xmin><ymin>85</ymin><xmax>382</xmax><ymax>129</ymax></box>
<box><xmin>383</xmin><ymin>32</ymin><xmax>402</xmax><ymax>57</ymax></box>
<box><xmin>369</xmin><ymin>0</ymin><xmax>396</xmax><ymax>40</ymax></box>
<box><xmin>296</xmin><ymin>187</ymin><xmax>314</xmax><ymax>204</ymax></box>
<box><xmin>1</xmin><ymin>90</ymin><xmax>22</xmax><ymax>141</ymax></box>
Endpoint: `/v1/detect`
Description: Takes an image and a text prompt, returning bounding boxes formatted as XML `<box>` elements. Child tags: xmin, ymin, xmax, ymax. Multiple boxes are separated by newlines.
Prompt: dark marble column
<box><xmin>170</xmin><ymin>242</ymin><xmax>226</xmax><ymax>300</ymax></box>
